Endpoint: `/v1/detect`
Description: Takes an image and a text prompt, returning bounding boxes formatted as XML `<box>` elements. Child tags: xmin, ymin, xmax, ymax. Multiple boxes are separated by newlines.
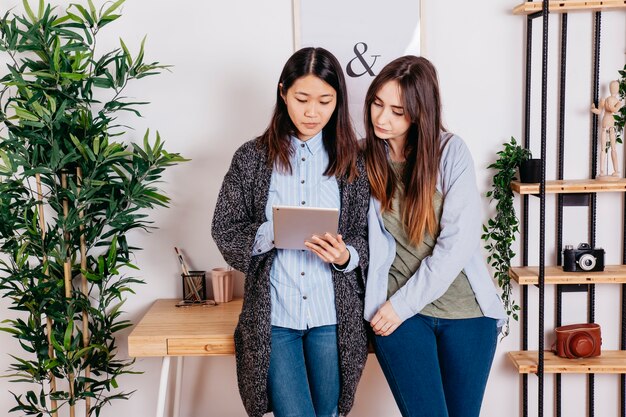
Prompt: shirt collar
<box><xmin>291</xmin><ymin>131</ymin><xmax>324</xmax><ymax>156</ymax></box>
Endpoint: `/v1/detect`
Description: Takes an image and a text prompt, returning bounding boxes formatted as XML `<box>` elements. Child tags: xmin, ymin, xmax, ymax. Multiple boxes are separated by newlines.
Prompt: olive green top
<box><xmin>382</xmin><ymin>161</ymin><xmax>482</xmax><ymax>319</ymax></box>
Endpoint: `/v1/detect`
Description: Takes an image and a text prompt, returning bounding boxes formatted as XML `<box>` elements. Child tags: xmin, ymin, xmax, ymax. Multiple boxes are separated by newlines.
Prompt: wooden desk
<box><xmin>128</xmin><ymin>299</ymin><xmax>242</xmax><ymax>417</ymax></box>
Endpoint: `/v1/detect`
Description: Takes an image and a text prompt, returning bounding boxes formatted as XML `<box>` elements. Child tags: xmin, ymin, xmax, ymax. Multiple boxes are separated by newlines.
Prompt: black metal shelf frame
<box><xmin>519</xmin><ymin>1</ymin><xmax>625</xmax><ymax>417</ymax></box>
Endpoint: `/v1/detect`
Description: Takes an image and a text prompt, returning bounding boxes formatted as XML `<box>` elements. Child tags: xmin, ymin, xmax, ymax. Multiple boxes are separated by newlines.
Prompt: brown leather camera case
<box><xmin>553</xmin><ymin>323</ymin><xmax>601</xmax><ymax>359</ymax></box>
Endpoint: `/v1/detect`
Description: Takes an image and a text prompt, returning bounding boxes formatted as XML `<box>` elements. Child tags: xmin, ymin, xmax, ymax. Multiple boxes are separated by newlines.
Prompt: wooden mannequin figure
<box><xmin>591</xmin><ymin>80</ymin><xmax>623</xmax><ymax>180</ymax></box>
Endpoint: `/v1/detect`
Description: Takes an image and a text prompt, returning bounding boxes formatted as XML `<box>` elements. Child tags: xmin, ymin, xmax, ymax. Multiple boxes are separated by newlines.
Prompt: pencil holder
<box><xmin>181</xmin><ymin>270</ymin><xmax>207</xmax><ymax>303</ymax></box>
<box><xmin>211</xmin><ymin>267</ymin><xmax>234</xmax><ymax>303</ymax></box>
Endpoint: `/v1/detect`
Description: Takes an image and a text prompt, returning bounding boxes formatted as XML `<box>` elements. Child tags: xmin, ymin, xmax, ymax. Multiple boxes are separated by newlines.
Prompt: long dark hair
<box><xmin>260</xmin><ymin>47</ymin><xmax>358</xmax><ymax>181</ymax></box>
<box><xmin>364</xmin><ymin>56</ymin><xmax>446</xmax><ymax>245</ymax></box>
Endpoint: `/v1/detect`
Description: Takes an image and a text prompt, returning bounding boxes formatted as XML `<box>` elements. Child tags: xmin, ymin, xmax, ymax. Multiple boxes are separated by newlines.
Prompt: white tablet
<box><xmin>272</xmin><ymin>205</ymin><xmax>340</xmax><ymax>250</ymax></box>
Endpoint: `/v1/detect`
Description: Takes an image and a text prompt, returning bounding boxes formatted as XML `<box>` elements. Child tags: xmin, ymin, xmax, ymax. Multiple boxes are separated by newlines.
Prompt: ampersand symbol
<box><xmin>346</xmin><ymin>42</ymin><xmax>380</xmax><ymax>77</ymax></box>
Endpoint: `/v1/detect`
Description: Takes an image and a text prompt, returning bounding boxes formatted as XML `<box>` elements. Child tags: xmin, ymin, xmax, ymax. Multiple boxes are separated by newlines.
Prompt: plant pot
<box><xmin>519</xmin><ymin>159</ymin><xmax>542</xmax><ymax>183</ymax></box>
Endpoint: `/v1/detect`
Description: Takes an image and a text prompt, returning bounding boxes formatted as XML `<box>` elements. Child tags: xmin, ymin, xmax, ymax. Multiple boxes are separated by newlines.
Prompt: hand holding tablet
<box><xmin>272</xmin><ymin>205</ymin><xmax>349</xmax><ymax>265</ymax></box>
<box><xmin>271</xmin><ymin>205</ymin><xmax>338</xmax><ymax>249</ymax></box>
<box><xmin>305</xmin><ymin>233</ymin><xmax>350</xmax><ymax>266</ymax></box>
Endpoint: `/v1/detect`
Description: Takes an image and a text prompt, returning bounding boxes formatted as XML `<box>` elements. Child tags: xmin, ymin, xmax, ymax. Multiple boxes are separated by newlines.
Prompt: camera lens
<box><xmin>578</xmin><ymin>254</ymin><xmax>597</xmax><ymax>271</ymax></box>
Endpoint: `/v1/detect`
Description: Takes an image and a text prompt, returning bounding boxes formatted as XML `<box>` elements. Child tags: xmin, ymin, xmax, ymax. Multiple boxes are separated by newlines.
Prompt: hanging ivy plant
<box><xmin>0</xmin><ymin>1</ymin><xmax>186</xmax><ymax>416</ymax></box>
<box><xmin>615</xmin><ymin>63</ymin><xmax>626</xmax><ymax>143</ymax></box>
<box><xmin>482</xmin><ymin>136</ymin><xmax>530</xmax><ymax>337</ymax></box>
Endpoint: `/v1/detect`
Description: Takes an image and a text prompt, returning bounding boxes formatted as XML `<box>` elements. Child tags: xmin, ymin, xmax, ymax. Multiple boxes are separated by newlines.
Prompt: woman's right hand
<box><xmin>305</xmin><ymin>233</ymin><xmax>350</xmax><ymax>266</ymax></box>
<box><xmin>370</xmin><ymin>301</ymin><xmax>402</xmax><ymax>336</ymax></box>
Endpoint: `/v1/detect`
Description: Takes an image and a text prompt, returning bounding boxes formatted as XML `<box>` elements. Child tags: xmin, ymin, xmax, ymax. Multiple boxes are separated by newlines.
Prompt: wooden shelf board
<box><xmin>513</xmin><ymin>1</ymin><xmax>626</xmax><ymax>15</ymax></box>
<box><xmin>511</xmin><ymin>178</ymin><xmax>626</xmax><ymax>195</ymax></box>
<box><xmin>510</xmin><ymin>265</ymin><xmax>626</xmax><ymax>285</ymax></box>
<box><xmin>508</xmin><ymin>351</ymin><xmax>626</xmax><ymax>374</ymax></box>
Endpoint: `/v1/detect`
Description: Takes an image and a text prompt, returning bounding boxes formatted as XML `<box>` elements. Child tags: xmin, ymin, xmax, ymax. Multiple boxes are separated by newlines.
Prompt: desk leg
<box><xmin>173</xmin><ymin>356</ymin><xmax>184</xmax><ymax>417</ymax></box>
<box><xmin>156</xmin><ymin>356</ymin><xmax>171</xmax><ymax>417</ymax></box>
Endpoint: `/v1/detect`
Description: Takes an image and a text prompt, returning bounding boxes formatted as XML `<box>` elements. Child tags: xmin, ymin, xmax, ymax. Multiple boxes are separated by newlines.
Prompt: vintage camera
<box><xmin>553</xmin><ymin>323</ymin><xmax>602</xmax><ymax>359</ymax></box>
<box><xmin>562</xmin><ymin>243</ymin><xmax>605</xmax><ymax>272</ymax></box>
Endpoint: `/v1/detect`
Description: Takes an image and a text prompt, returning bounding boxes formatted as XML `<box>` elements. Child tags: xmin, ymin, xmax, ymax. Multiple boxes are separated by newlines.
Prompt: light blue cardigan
<box><xmin>364</xmin><ymin>134</ymin><xmax>507</xmax><ymax>328</ymax></box>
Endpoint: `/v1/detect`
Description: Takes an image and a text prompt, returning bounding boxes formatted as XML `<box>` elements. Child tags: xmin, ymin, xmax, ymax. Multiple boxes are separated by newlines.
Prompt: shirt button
<box><xmin>257</xmin><ymin>249</ymin><xmax>261</xmax><ymax>253</ymax></box>
<box><xmin>301</xmin><ymin>144</ymin><xmax>305</xmax><ymax>148</ymax></box>
<box><xmin>301</xmin><ymin>201</ymin><xmax>306</xmax><ymax>205</ymax></box>
<box><xmin>301</xmin><ymin>180</ymin><xmax>305</xmax><ymax>184</ymax></box>
<box><xmin>301</xmin><ymin>157</ymin><xmax>306</xmax><ymax>162</ymax></box>
<box><xmin>301</xmin><ymin>272</ymin><xmax>305</xmax><ymax>276</ymax></box>
<box><xmin>303</xmin><ymin>296</ymin><xmax>307</xmax><ymax>300</ymax></box>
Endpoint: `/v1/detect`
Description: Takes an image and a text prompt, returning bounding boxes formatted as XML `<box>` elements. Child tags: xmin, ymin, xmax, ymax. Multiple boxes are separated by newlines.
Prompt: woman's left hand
<box><xmin>371</xmin><ymin>301</ymin><xmax>402</xmax><ymax>336</ymax></box>
<box><xmin>305</xmin><ymin>233</ymin><xmax>350</xmax><ymax>266</ymax></box>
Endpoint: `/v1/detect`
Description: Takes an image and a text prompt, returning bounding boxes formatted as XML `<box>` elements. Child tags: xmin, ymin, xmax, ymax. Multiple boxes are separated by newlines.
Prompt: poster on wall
<box><xmin>294</xmin><ymin>0</ymin><xmax>421</xmax><ymax>137</ymax></box>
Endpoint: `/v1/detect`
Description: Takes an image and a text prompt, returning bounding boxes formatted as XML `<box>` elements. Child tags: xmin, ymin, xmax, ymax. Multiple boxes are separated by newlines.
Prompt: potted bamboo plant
<box><xmin>0</xmin><ymin>1</ymin><xmax>185</xmax><ymax>416</ymax></box>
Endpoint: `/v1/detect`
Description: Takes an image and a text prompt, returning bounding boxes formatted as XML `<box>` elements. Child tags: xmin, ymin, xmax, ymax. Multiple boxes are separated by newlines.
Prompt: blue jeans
<box><xmin>268</xmin><ymin>325</ymin><xmax>340</xmax><ymax>417</ymax></box>
<box><xmin>372</xmin><ymin>314</ymin><xmax>497</xmax><ymax>417</ymax></box>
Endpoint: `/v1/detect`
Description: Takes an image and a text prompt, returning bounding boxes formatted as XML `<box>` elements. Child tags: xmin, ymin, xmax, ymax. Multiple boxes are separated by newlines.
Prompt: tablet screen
<box><xmin>272</xmin><ymin>205</ymin><xmax>339</xmax><ymax>250</ymax></box>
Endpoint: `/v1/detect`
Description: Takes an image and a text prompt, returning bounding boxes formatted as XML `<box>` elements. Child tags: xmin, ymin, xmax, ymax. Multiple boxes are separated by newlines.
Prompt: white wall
<box><xmin>0</xmin><ymin>1</ymin><xmax>625</xmax><ymax>416</ymax></box>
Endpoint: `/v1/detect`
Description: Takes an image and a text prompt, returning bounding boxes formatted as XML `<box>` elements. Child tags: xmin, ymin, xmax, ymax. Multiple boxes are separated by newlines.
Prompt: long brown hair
<box><xmin>260</xmin><ymin>47</ymin><xmax>358</xmax><ymax>181</ymax></box>
<box><xmin>364</xmin><ymin>56</ymin><xmax>446</xmax><ymax>245</ymax></box>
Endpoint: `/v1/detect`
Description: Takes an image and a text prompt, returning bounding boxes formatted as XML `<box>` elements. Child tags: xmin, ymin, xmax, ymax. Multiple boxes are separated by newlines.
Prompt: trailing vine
<box><xmin>482</xmin><ymin>136</ymin><xmax>531</xmax><ymax>337</ymax></box>
<box><xmin>615</xmin><ymin>63</ymin><xmax>626</xmax><ymax>143</ymax></box>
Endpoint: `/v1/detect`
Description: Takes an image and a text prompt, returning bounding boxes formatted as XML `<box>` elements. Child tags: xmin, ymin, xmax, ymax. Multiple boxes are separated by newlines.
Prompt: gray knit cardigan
<box><xmin>211</xmin><ymin>138</ymin><xmax>370</xmax><ymax>417</ymax></box>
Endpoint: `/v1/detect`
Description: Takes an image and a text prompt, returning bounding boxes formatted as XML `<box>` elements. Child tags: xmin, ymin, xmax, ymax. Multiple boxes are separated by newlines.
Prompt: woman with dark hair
<box><xmin>212</xmin><ymin>47</ymin><xmax>369</xmax><ymax>417</ymax></box>
<box><xmin>362</xmin><ymin>55</ymin><xmax>506</xmax><ymax>417</ymax></box>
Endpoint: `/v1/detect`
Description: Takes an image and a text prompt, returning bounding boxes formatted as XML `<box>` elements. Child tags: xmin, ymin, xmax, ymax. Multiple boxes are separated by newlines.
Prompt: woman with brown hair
<box><xmin>363</xmin><ymin>55</ymin><xmax>506</xmax><ymax>417</ymax></box>
<box><xmin>212</xmin><ymin>47</ymin><xmax>369</xmax><ymax>417</ymax></box>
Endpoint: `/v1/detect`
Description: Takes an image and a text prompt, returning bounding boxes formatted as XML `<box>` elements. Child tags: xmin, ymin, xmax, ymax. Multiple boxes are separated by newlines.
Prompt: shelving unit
<box><xmin>510</xmin><ymin>265</ymin><xmax>626</xmax><ymax>285</ymax></box>
<box><xmin>508</xmin><ymin>1</ymin><xmax>626</xmax><ymax>417</ymax></box>
<box><xmin>509</xmin><ymin>351</ymin><xmax>626</xmax><ymax>374</ymax></box>
<box><xmin>513</xmin><ymin>1</ymin><xmax>626</xmax><ymax>15</ymax></box>
<box><xmin>511</xmin><ymin>178</ymin><xmax>626</xmax><ymax>194</ymax></box>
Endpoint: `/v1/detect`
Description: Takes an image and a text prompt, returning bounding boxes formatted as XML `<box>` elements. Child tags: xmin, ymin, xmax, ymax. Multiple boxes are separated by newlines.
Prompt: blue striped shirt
<box><xmin>252</xmin><ymin>132</ymin><xmax>358</xmax><ymax>329</ymax></box>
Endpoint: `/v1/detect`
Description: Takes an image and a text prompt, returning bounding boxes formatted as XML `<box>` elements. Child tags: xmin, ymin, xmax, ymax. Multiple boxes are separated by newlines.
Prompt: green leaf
<box><xmin>119</xmin><ymin>38</ymin><xmax>132</xmax><ymax>66</ymax></box>
<box><xmin>65</xmin><ymin>11</ymin><xmax>84</xmax><ymax>23</ymax></box>
<box><xmin>63</xmin><ymin>321</ymin><xmax>74</xmax><ymax>351</ymax></box>
<box><xmin>51</xmin><ymin>14</ymin><xmax>72</xmax><ymax>26</ymax></box>
<box><xmin>12</xmin><ymin>106</ymin><xmax>39</xmax><ymax>122</ymax></box>
<box><xmin>98</xmin><ymin>14</ymin><xmax>121</xmax><ymax>28</ymax></box>
<box><xmin>0</xmin><ymin>150</ymin><xmax>13</xmax><ymax>175</ymax></box>
<box><xmin>98</xmin><ymin>255</ymin><xmax>105</xmax><ymax>276</ymax></box>
<box><xmin>73</xmin><ymin>345</ymin><xmax>94</xmax><ymax>360</ymax></box>
<box><xmin>134</xmin><ymin>35</ymin><xmax>147</xmax><ymax>70</ymax></box>
<box><xmin>71</xmin><ymin>4</ymin><xmax>94</xmax><ymax>26</ymax></box>
<box><xmin>59</xmin><ymin>72</ymin><xmax>87</xmax><ymax>81</ymax></box>
<box><xmin>70</xmin><ymin>133</ymin><xmax>88</xmax><ymax>160</ymax></box>
<box><xmin>0</xmin><ymin>327</ymin><xmax>22</xmax><ymax>335</ymax></box>
<box><xmin>101</xmin><ymin>0</ymin><xmax>125</xmax><ymax>18</ymax></box>
<box><xmin>144</xmin><ymin>190</ymin><xmax>170</xmax><ymax>204</ymax></box>
<box><xmin>22</xmin><ymin>0</ymin><xmax>37</xmax><ymax>23</ymax></box>
<box><xmin>49</xmin><ymin>331</ymin><xmax>63</xmax><ymax>353</ymax></box>
<box><xmin>143</xmin><ymin>128</ymin><xmax>151</xmax><ymax>155</ymax></box>
<box><xmin>87</xmin><ymin>0</ymin><xmax>97</xmax><ymax>20</ymax></box>
<box><xmin>108</xmin><ymin>236</ymin><xmax>118</xmax><ymax>268</ymax></box>
<box><xmin>93</xmin><ymin>136</ymin><xmax>101</xmax><ymax>155</ymax></box>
